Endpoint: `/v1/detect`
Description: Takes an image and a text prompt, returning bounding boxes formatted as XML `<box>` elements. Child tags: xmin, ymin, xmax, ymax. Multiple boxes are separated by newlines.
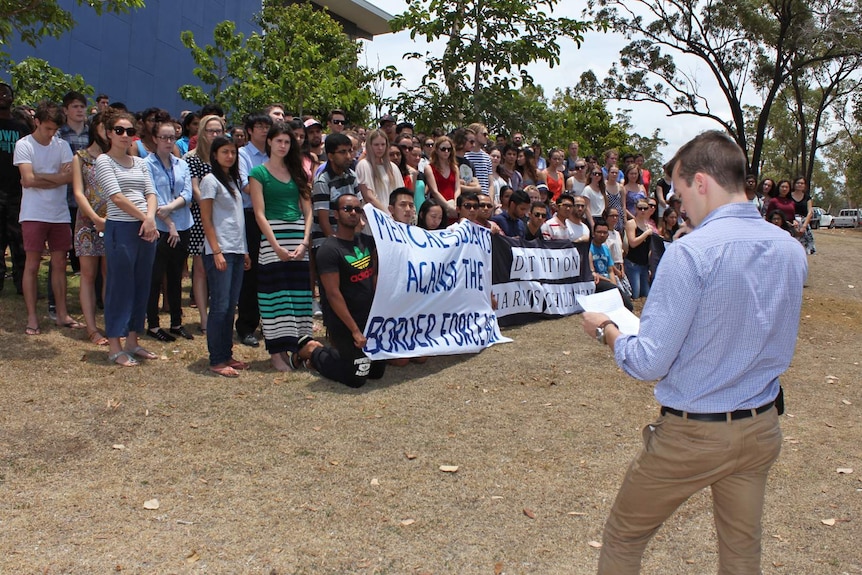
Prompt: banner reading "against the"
<box><xmin>362</xmin><ymin>206</ymin><xmax>510</xmax><ymax>360</ymax></box>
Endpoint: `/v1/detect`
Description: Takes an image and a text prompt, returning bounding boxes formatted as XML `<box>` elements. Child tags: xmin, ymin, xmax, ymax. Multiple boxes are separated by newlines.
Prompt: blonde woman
<box><xmin>183</xmin><ymin>114</ymin><xmax>225</xmax><ymax>334</ymax></box>
<box><xmin>355</xmin><ymin>128</ymin><xmax>402</xmax><ymax>210</ymax></box>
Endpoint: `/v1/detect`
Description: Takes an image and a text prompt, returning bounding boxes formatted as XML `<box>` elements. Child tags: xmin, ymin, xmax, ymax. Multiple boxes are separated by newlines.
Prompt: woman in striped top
<box><xmin>94</xmin><ymin>110</ymin><xmax>160</xmax><ymax>367</ymax></box>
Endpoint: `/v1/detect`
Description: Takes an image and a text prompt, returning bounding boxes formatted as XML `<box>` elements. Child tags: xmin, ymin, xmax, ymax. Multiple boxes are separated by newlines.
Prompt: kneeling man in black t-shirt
<box><xmin>294</xmin><ymin>193</ymin><xmax>385</xmax><ymax>387</ymax></box>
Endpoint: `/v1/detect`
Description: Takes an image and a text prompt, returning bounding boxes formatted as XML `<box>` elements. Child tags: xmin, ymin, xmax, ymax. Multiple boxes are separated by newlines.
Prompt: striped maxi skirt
<box><xmin>257</xmin><ymin>219</ymin><xmax>313</xmax><ymax>354</ymax></box>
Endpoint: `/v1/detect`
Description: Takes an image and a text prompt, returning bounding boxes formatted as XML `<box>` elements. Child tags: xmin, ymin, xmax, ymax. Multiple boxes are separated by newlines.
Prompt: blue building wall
<box><xmin>6</xmin><ymin>0</ymin><xmax>263</xmax><ymax>116</ymax></box>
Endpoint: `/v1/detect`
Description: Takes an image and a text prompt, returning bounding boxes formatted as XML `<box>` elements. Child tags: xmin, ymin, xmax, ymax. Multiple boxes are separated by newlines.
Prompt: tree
<box><xmin>178</xmin><ymin>2</ymin><xmax>373</xmax><ymax>125</ymax></box>
<box><xmin>389</xmin><ymin>0</ymin><xmax>591</xmax><ymax>124</ymax></box>
<box><xmin>590</xmin><ymin>0</ymin><xmax>862</xmax><ymax>175</ymax></box>
<box><xmin>0</xmin><ymin>0</ymin><xmax>144</xmax><ymax>64</ymax></box>
<box><xmin>9</xmin><ymin>57</ymin><xmax>93</xmax><ymax>105</ymax></box>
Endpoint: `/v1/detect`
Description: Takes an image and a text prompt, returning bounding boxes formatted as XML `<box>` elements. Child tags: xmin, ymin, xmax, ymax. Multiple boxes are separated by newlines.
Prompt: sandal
<box><xmin>58</xmin><ymin>319</ymin><xmax>86</xmax><ymax>329</ymax></box>
<box><xmin>109</xmin><ymin>350</ymin><xmax>139</xmax><ymax>367</ymax></box>
<box><xmin>210</xmin><ymin>365</ymin><xmax>239</xmax><ymax>378</ymax></box>
<box><xmin>88</xmin><ymin>330</ymin><xmax>109</xmax><ymax>346</ymax></box>
<box><xmin>227</xmin><ymin>358</ymin><xmax>249</xmax><ymax>370</ymax></box>
<box><xmin>25</xmin><ymin>325</ymin><xmax>41</xmax><ymax>336</ymax></box>
<box><xmin>127</xmin><ymin>346</ymin><xmax>158</xmax><ymax>360</ymax></box>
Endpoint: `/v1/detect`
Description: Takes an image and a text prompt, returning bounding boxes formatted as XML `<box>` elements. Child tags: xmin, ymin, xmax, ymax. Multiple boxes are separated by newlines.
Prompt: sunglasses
<box><xmin>648</xmin><ymin>203</ymin><xmax>657</xmax><ymax>208</ymax></box>
<box><xmin>637</xmin><ymin>206</ymin><xmax>650</xmax><ymax>211</ymax></box>
<box><xmin>438</xmin><ymin>147</ymin><xmax>452</xmax><ymax>152</ymax></box>
<box><xmin>573</xmin><ymin>165</ymin><xmax>585</xmax><ymax>170</ymax></box>
<box><xmin>424</xmin><ymin>142</ymin><xmax>434</xmax><ymax>147</ymax></box>
<box><xmin>592</xmin><ymin>172</ymin><xmax>602</xmax><ymax>176</ymax></box>
<box><xmin>532</xmin><ymin>212</ymin><xmax>548</xmax><ymax>218</ymax></box>
<box><xmin>462</xmin><ymin>203</ymin><xmax>478</xmax><ymax>210</ymax></box>
<box><xmin>479</xmin><ymin>202</ymin><xmax>493</xmax><ymax>209</ymax></box>
<box><xmin>341</xmin><ymin>205</ymin><xmax>362</xmax><ymax>213</ymax></box>
<box><xmin>331</xmin><ymin>119</ymin><xmax>346</xmax><ymax>125</ymax></box>
<box><xmin>112</xmin><ymin>126</ymin><xmax>136</xmax><ymax>136</ymax></box>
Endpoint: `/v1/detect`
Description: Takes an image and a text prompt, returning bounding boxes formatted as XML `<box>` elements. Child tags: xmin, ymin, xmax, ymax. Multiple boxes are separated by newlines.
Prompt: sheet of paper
<box><xmin>576</xmin><ymin>290</ymin><xmax>640</xmax><ymax>335</ymax></box>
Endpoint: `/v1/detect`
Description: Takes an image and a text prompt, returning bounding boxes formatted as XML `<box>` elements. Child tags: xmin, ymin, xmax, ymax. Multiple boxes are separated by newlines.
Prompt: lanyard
<box><xmin>158</xmin><ymin>157</ymin><xmax>176</xmax><ymax>197</ymax></box>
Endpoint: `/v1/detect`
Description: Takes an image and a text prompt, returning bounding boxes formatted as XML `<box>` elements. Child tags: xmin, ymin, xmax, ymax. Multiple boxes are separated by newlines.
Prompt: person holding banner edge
<box><xmin>293</xmin><ymin>193</ymin><xmax>386</xmax><ymax>387</ymax></box>
<box><xmin>580</xmin><ymin>131</ymin><xmax>806</xmax><ymax>574</ymax></box>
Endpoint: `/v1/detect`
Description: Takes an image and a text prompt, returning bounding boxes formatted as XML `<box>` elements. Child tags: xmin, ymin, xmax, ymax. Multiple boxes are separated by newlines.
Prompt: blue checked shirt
<box><xmin>613</xmin><ymin>202</ymin><xmax>807</xmax><ymax>413</ymax></box>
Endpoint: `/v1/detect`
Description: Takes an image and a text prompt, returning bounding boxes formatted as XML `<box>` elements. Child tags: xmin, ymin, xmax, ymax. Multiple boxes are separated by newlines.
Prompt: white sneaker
<box><xmin>312</xmin><ymin>299</ymin><xmax>323</xmax><ymax>318</ymax></box>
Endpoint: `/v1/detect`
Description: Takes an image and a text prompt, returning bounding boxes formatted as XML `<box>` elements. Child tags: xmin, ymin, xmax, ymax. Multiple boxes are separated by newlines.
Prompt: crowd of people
<box><xmin>0</xmin><ymin>85</ymin><xmax>817</xmax><ymax>383</ymax></box>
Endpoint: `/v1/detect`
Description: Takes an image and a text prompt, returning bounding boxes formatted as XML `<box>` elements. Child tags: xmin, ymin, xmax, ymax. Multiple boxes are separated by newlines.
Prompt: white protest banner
<box><xmin>362</xmin><ymin>205</ymin><xmax>511</xmax><ymax>360</ymax></box>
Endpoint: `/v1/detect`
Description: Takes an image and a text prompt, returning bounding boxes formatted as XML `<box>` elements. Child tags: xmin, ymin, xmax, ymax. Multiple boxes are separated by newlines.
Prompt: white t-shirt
<box><xmin>199</xmin><ymin>173</ymin><xmax>246</xmax><ymax>255</ymax></box>
<box><xmin>541</xmin><ymin>216</ymin><xmax>578</xmax><ymax>241</ymax></box>
<box><xmin>13</xmin><ymin>135</ymin><xmax>73</xmax><ymax>223</ymax></box>
<box><xmin>579</xmin><ymin>185</ymin><xmax>605</xmax><ymax>217</ymax></box>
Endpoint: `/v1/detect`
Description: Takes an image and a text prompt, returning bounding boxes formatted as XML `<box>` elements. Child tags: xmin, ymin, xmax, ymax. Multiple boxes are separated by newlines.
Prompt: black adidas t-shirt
<box><xmin>316</xmin><ymin>233</ymin><xmax>376</xmax><ymax>334</ymax></box>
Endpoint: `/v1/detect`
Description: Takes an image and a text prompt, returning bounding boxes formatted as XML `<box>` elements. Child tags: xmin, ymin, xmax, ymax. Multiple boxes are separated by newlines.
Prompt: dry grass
<box><xmin>0</xmin><ymin>229</ymin><xmax>860</xmax><ymax>574</ymax></box>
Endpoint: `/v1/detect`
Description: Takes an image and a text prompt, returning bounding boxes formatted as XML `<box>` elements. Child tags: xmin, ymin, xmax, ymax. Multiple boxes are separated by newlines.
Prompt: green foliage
<box><xmin>9</xmin><ymin>57</ymin><xmax>93</xmax><ymax>106</ymax></box>
<box><xmin>178</xmin><ymin>2</ymin><xmax>373</xmax><ymax>125</ymax></box>
<box><xmin>0</xmin><ymin>0</ymin><xmax>144</xmax><ymax>64</ymax></box>
<box><xmin>388</xmin><ymin>0</ymin><xmax>591</xmax><ymax>125</ymax></box>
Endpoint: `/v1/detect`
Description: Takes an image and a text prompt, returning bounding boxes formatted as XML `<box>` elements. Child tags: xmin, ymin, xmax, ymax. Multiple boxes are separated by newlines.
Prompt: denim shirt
<box><xmin>145</xmin><ymin>153</ymin><xmax>193</xmax><ymax>232</ymax></box>
<box><xmin>239</xmin><ymin>142</ymin><xmax>268</xmax><ymax>209</ymax></box>
<box><xmin>613</xmin><ymin>202</ymin><xmax>807</xmax><ymax>412</ymax></box>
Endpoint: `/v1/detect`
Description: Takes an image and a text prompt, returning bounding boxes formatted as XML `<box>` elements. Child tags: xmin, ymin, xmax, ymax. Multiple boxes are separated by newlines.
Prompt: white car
<box><xmin>811</xmin><ymin>207</ymin><xmax>832</xmax><ymax>229</ymax></box>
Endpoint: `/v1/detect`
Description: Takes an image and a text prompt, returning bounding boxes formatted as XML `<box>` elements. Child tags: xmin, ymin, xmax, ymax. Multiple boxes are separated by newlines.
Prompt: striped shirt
<box><xmin>95</xmin><ymin>155</ymin><xmax>155</xmax><ymax>222</ymax></box>
<box><xmin>464</xmin><ymin>150</ymin><xmax>492</xmax><ymax>194</ymax></box>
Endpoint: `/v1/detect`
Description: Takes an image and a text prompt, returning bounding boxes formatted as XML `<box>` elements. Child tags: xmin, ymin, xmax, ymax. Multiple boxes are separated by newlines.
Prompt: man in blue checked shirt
<box><xmin>582</xmin><ymin>130</ymin><xmax>807</xmax><ymax>575</ymax></box>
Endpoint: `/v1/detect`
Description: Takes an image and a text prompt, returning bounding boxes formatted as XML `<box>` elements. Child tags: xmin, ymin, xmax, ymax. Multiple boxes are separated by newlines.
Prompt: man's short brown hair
<box><xmin>664</xmin><ymin>130</ymin><xmax>746</xmax><ymax>194</ymax></box>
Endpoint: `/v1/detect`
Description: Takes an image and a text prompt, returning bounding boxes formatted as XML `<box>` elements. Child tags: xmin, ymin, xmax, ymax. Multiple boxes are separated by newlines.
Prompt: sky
<box><xmin>358</xmin><ymin>0</ymin><xmax>724</xmax><ymax>162</ymax></box>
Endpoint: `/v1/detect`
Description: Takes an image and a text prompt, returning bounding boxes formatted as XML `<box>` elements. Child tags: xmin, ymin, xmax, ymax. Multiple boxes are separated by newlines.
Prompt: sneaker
<box><xmin>48</xmin><ymin>305</ymin><xmax>57</xmax><ymax>321</ymax></box>
<box><xmin>239</xmin><ymin>333</ymin><xmax>260</xmax><ymax>347</ymax></box>
<box><xmin>169</xmin><ymin>326</ymin><xmax>194</xmax><ymax>340</ymax></box>
<box><xmin>147</xmin><ymin>328</ymin><xmax>176</xmax><ymax>342</ymax></box>
<box><xmin>312</xmin><ymin>299</ymin><xmax>323</xmax><ymax>318</ymax></box>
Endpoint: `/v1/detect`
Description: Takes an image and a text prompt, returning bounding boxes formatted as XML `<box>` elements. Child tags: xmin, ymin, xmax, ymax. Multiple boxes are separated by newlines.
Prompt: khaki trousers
<box><xmin>597</xmin><ymin>408</ymin><xmax>782</xmax><ymax>575</ymax></box>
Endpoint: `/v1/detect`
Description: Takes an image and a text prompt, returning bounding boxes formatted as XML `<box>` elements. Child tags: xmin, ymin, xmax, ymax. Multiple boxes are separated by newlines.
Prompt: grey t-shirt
<box><xmin>199</xmin><ymin>173</ymin><xmax>247</xmax><ymax>255</ymax></box>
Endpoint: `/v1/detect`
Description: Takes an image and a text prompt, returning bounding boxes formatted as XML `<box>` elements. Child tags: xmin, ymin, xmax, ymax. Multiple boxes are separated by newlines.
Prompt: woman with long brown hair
<box><xmin>249</xmin><ymin>123</ymin><xmax>314</xmax><ymax>372</ymax></box>
<box><xmin>423</xmin><ymin>135</ymin><xmax>460</xmax><ymax>221</ymax></box>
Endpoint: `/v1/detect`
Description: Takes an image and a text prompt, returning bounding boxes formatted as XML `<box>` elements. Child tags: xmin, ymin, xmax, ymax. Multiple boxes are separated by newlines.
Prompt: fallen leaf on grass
<box><xmin>523</xmin><ymin>508</ymin><xmax>536</xmax><ymax>519</ymax></box>
<box><xmin>494</xmin><ymin>561</ymin><xmax>504</xmax><ymax>575</ymax></box>
<box><xmin>112</xmin><ymin>444</ymin><xmax>125</xmax><ymax>450</ymax></box>
<box><xmin>588</xmin><ymin>541</ymin><xmax>602</xmax><ymax>548</ymax></box>
<box><xmin>772</xmin><ymin>562</ymin><xmax>785</xmax><ymax>567</ymax></box>
<box><xmin>562</xmin><ymin>351</ymin><xmax>571</xmax><ymax>355</ymax></box>
<box><xmin>185</xmin><ymin>550</ymin><xmax>200</xmax><ymax>563</ymax></box>
<box><xmin>568</xmin><ymin>512</ymin><xmax>587</xmax><ymax>516</ymax></box>
<box><xmin>370</xmin><ymin>478</ymin><xmax>379</xmax><ymax>486</ymax></box>
<box><xmin>400</xmin><ymin>518</ymin><xmax>415</xmax><ymax>526</ymax></box>
<box><xmin>685</xmin><ymin>559</ymin><xmax>695</xmax><ymax>564</ymax></box>
<box><xmin>312</xmin><ymin>426</ymin><xmax>322</xmax><ymax>431</ymax></box>
<box><xmin>439</xmin><ymin>465</ymin><xmax>459</xmax><ymax>473</ymax></box>
<box><xmin>837</xmin><ymin>468</ymin><xmax>854</xmax><ymax>474</ymax></box>
<box><xmin>405</xmin><ymin>452</ymin><xmax>417</xmax><ymax>460</ymax></box>
<box><xmin>841</xmin><ymin>399</ymin><xmax>852</xmax><ymax>405</ymax></box>
<box><xmin>143</xmin><ymin>499</ymin><xmax>160</xmax><ymax>510</ymax></box>
<box><xmin>80</xmin><ymin>353</ymin><xmax>87</xmax><ymax>362</ymax></box>
<box><xmin>821</xmin><ymin>518</ymin><xmax>836</xmax><ymax>526</ymax></box>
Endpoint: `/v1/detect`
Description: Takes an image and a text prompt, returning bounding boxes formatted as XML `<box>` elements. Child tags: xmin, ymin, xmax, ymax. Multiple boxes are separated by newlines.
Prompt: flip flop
<box><xmin>109</xmin><ymin>350</ymin><xmax>139</xmax><ymax>367</ymax></box>
<box><xmin>88</xmin><ymin>330</ymin><xmax>109</xmax><ymax>346</ymax></box>
<box><xmin>58</xmin><ymin>319</ymin><xmax>86</xmax><ymax>329</ymax></box>
<box><xmin>24</xmin><ymin>325</ymin><xmax>41</xmax><ymax>336</ymax></box>
<box><xmin>210</xmin><ymin>365</ymin><xmax>239</xmax><ymax>378</ymax></box>
<box><xmin>227</xmin><ymin>358</ymin><xmax>249</xmax><ymax>370</ymax></box>
<box><xmin>127</xmin><ymin>346</ymin><xmax>158</xmax><ymax>360</ymax></box>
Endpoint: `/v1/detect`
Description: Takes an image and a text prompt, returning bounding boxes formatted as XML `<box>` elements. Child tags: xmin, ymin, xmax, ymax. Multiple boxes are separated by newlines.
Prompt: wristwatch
<box><xmin>595</xmin><ymin>320</ymin><xmax>618</xmax><ymax>345</ymax></box>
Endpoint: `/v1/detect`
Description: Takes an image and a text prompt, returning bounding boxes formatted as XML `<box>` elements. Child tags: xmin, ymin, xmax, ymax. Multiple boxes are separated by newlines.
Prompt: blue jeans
<box><xmin>204</xmin><ymin>252</ymin><xmax>244</xmax><ymax>366</ymax></box>
<box><xmin>104</xmin><ymin>220</ymin><xmax>156</xmax><ymax>338</ymax></box>
<box><xmin>624</xmin><ymin>259</ymin><xmax>650</xmax><ymax>299</ymax></box>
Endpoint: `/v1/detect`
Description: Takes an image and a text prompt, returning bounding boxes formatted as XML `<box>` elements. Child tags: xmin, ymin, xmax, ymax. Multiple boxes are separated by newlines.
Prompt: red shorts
<box><xmin>21</xmin><ymin>221</ymin><xmax>73</xmax><ymax>253</ymax></box>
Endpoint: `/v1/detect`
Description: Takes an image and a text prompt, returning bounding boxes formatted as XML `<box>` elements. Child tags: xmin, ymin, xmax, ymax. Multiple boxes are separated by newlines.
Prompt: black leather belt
<box><xmin>660</xmin><ymin>401</ymin><xmax>775</xmax><ymax>422</ymax></box>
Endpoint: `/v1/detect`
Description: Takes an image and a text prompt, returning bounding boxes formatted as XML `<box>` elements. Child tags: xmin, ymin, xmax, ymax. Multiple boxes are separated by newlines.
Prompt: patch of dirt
<box><xmin>0</xmin><ymin>229</ymin><xmax>859</xmax><ymax>574</ymax></box>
